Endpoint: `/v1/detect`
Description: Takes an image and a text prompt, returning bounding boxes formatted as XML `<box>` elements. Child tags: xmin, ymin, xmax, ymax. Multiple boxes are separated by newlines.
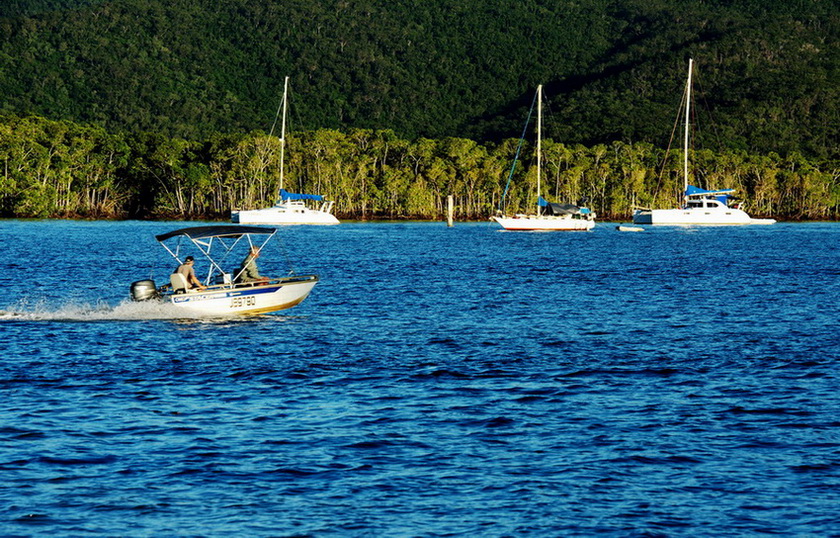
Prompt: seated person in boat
<box><xmin>175</xmin><ymin>256</ymin><xmax>207</xmax><ymax>290</ymax></box>
<box><xmin>236</xmin><ymin>246</ymin><xmax>270</xmax><ymax>284</ymax></box>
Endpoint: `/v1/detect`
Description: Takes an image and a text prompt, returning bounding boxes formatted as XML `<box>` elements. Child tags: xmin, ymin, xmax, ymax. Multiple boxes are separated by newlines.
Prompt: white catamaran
<box><xmin>231</xmin><ymin>77</ymin><xmax>340</xmax><ymax>226</ymax></box>
<box><xmin>632</xmin><ymin>59</ymin><xmax>776</xmax><ymax>226</ymax></box>
<box><xmin>129</xmin><ymin>225</ymin><xmax>318</xmax><ymax>316</ymax></box>
<box><xmin>492</xmin><ymin>85</ymin><xmax>596</xmax><ymax>231</ymax></box>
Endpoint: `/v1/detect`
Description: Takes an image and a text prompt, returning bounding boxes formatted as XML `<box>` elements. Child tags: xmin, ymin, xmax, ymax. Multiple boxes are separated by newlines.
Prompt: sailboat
<box><xmin>231</xmin><ymin>77</ymin><xmax>340</xmax><ymax>226</ymax></box>
<box><xmin>492</xmin><ymin>85</ymin><xmax>596</xmax><ymax>231</ymax></box>
<box><xmin>632</xmin><ymin>59</ymin><xmax>776</xmax><ymax>226</ymax></box>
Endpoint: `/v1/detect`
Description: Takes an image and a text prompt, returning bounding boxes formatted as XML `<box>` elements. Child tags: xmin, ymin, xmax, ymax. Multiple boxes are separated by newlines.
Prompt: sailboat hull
<box><xmin>493</xmin><ymin>215</ymin><xmax>595</xmax><ymax>231</ymax></box>
<box><xmin>632</xmin><ymin>208</ymin><xmax>776</xmax><ymax>225</ymax></box>
<box><xmin>232</xmin><ymin>202</ymin><xmax>340</xmax><ymax>225</ymax></box>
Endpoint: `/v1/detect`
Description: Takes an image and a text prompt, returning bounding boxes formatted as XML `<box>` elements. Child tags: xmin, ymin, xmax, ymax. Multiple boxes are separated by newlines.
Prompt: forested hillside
<box><xmin>1</xmin><ymin>0</ymin><xmax>838</xmax><ymax>221</ymax></box>
<box><xmin>0</xmin><ymin>0</ymin><xmax>105</xmax><ymax>18</ymax></box>
<box><xmin>1</xmin><ymin>0</ymin><xmax>837</xmax><ymax>158</ymax></box>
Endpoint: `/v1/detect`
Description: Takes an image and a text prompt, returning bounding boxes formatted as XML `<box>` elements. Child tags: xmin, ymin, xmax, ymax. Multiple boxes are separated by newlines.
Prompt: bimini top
<box><xmin>538</xmin><ymin>197</ymin><xmax>589</xmax><ymax>215</ymax></box>
<box><xmin>685</xmin><ymin>185</ymin><xmax>736</xmax><ymax>197</ymax></box>
<box><xmin>279</xmin><ymin>188</ymin><xmax>324</xmax><ymax>201</ymax></box>
<box><xmin>155</xmin><ymin>225</ymin><xmax>276</xmax><ymax>242</ymax></box>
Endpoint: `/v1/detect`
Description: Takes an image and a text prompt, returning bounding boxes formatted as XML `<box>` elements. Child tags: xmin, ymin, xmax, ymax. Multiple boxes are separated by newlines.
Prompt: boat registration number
<box><xmin>231</xmin><ymin>296</ymin><xmax>256</xmax><ymax>308</ymax></box>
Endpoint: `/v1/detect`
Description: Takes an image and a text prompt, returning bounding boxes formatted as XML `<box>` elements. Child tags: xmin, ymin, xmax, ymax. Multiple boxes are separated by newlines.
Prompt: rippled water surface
<box><xmin>1</xmin><ymin>220</ymin><xmax>838</xmax><ymax>536</ymax></box>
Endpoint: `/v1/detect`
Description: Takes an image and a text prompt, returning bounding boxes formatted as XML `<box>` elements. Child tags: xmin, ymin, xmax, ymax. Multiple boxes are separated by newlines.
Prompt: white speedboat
<box><xmin>231</xmin><ymin>76</ymin><xmax>340</xmax><ymax>226</ymax></box>
<box><xmin>492</xmin><ymin>85</ymin><xmax>596</xmax><ymax>231</ymax></box>
<box><xmin>129</xmin><ymin>225</ymin><xmax>318</xmax><ymax>316</ymax></box>
<box><xmin>632</xmin><ymin>59</ymin><xmax>776</xmax><ymax>226</ymax></box>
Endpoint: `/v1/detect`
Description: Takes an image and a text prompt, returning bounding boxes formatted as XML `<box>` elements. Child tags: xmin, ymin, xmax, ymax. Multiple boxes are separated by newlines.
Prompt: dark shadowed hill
<box><xmin>1</xmin><ymin>0</ymin><xmax>837</xmax><ymax>158</ymax></box>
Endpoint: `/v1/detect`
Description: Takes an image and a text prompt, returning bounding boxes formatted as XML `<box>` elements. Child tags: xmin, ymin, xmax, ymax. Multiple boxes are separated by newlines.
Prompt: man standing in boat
<box><xmin>237</xmin><ymin>246</ymin><xmax>269</xmax><ymax>284</ymax></box>
<box><xmin>175</xmin><ymin>256</ymin><xmax>206</xmax><ymax>290</ymax></box>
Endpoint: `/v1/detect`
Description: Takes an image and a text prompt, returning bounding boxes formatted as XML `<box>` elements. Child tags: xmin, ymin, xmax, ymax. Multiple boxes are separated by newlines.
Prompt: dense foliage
<box><xmin>0</xmin><ymin>0</ymin><xmax>105</xmax><ymax>18</ymax></box>
<box><xmin>2</xmin><ymin>115</ymin><xmax>838</xmax><ymax>221</ymax></box>
<box><xmin>0</xmin><ymin>0</ymin><xmax>837</xmax><ymax>159</ymax></box>
<box><xmin>1</xmin><ymin>0</ymin><xmax>838</xmax><ymax>221</ymax></box>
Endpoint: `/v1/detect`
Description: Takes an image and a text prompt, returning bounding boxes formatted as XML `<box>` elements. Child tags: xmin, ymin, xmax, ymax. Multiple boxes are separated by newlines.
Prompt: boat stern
<box><xmin>632</xmin><ymin>210</ymin><xmax>653</xmax><ymax>225</ymax></box>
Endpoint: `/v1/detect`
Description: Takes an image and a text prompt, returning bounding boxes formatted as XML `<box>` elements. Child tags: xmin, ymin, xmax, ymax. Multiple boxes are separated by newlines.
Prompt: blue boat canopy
<box><xmin>685</xmin><ymin>185</ymin><xmax>736</xmax><ymax>197</ymax></box>
<box><xmin>279</xmin><ymin>189</ymin><xmax>323</xmax><ymax>202</ymax></box>
<box><xmin>685</xmin><ymin>185</ymin><xmax>738</xmax><ymax>206</ymax></box>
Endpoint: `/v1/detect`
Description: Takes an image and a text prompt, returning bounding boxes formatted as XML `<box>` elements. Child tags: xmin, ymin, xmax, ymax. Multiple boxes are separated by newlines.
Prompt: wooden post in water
<box><xmin>447</xmin><ymin>195</ymin><xmax>454</xmax><ymax>227</ymax></box>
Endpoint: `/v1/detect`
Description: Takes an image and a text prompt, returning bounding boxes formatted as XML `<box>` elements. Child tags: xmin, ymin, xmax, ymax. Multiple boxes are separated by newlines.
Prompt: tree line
<box><xmin>1</xmin><ymin>115</ymin><xmax>838</xmax><ymax>221</ymax></box>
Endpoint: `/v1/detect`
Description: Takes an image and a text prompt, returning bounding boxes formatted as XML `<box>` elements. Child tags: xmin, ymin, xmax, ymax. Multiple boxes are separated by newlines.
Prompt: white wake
<box><xmin>0</xmin><ymin>298</ymin><xmax>294</xmax><ymax>322</ymax></box>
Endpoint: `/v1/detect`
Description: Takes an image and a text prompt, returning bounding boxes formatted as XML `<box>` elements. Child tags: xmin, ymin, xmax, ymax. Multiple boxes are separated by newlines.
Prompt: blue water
<box><xmin>1</xmin><ymin>220</ymin><xmax>838</xmax><ymax>536</ymax></box>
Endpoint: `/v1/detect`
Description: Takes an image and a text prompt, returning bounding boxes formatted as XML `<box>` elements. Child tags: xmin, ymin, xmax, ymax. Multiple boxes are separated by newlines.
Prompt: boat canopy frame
<box><xmin>156</xmin><ymin>225</ymin><xmax>280</xmax><ymax>286</ymax></box>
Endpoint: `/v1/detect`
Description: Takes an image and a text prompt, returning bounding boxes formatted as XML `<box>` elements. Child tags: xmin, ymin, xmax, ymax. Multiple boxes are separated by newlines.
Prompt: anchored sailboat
<box><xmin>632</xmin><ymin>59</ymin><xmax>775</xmax><ymax>226</ymax></box>
<box><xmin>492</xmin><ymin>85</ymin><xmax>596</xmax><ymax>231</ymax></box>
<box><xmin>232</xmin><ymin>77</ymin><xmax>340</xmax><ymax>226</ymax></box>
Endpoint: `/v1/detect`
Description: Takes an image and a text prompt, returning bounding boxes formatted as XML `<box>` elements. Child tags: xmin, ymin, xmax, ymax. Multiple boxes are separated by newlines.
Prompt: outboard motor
<box><xmin>130</xmin><ymin>279</ymin><xmax>159</xmax><ymax>302</ymax></box>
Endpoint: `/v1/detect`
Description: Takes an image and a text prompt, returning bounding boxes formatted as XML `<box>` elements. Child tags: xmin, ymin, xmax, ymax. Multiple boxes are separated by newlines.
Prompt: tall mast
<box><xmin>279</xmin><ymin>76</ymin><xmax>289</xmax><ymax>192</ymax></box>
<box><xmin>683</xmin><ymin>59</ymin><xmax>692</xmax><ymax>199</ymax></box>
<box><xmin>536</xmin><ymin>84</ymin><xmax>542</xmax><ymax>216</ymax></box>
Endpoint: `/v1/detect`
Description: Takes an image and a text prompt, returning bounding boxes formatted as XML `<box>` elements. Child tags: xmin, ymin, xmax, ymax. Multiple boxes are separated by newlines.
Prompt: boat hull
<box><xmin>492</xmin><ymin>215</ymin><xmax>595</xmax><ymax>231</ymax></box>
<box><xmin>632</xmin><ymin>208</ymin><xmax>776</xmax><ymax>225</ymax></box>
<box><xmin>232</xmin><ymin>202</ymin><xmax>339</xmax><ymax>226</ymax></box>
<box><xmin>232</xmin><ymin>209</ymin><xmax>339</xmax><ymax>225</ymax></box>
<box><xmin>163</xmin><ymin>276</ymin><xmax>318</xmax><ymax>316</ymax></box>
